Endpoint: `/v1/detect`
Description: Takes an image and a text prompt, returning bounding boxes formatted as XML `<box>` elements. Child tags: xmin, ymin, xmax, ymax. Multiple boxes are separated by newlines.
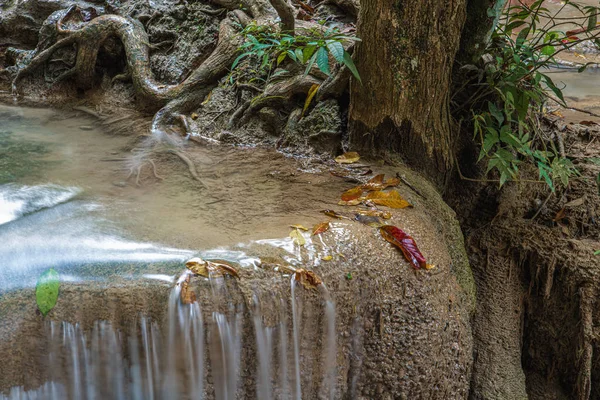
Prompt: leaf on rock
<box><xmin>186</xmin><ymin>257</ymin><xmax>240</xmax><ymax>278</ymax></box>
<box><xmin>180</xmin><ymin>275</ymin><xmax>197</xmax><ymax>304</ymax></box>
<box><xmin>361</xmin><ymin>174</ymin><xmax>400</xmax><ymax>191</ymax></box>
<box><xmin>354</xmin><ymin>213</ymin><xmax>385</xmax><ymax>228</ymax></box>
<box><xmin>338</xmin><ymin>199</ymin><xmax>362</xmax><ymax>206</ymax></box>
<box><xmin>290</xmin><ymin>224</ymin><xmax>309</xmax><ymax>231</ymax></box>
<box><xmin>321</xmin><ymin>209</ymin><xmax>350</xmax><ymax>219</ymax></box>
<box><xmin>357</xmin><ymin>209</ymin><xmax>392</xmax><ymax>219</ymax></box>
<box><xmin>366</xmin><ymin>190</ymin><xmax>412</xmax><ymax>209</ymax></box>
<box><xmin>294</xmin><ymin>268</ymin><xmax>323</xmax><ymax>290</ymax></box>
<box><xmin>379</xmin><ymin>225</ymin><xmax>427</xmax><ymax>269</ymax></box>
<box><xmin>321</xmin><ymin>255</ymin><xmax>333</xmax><ymax>261</ymax></box>
<box><xmin>312</xmin><ymin>221</ymin><xmax>330</xmax><ymax>235</ymax></box>
<box><xmin>341</xmin><ymin>186</ymin><xmax>363</xmax><ymax>201</ymax></box>
<box><xmin>290</xmin><ymin>229</ymin><xmax>306</xmax><ymax>246</ymax></box>
<box><xmin>335</xmin><ymin>152</ymin><xmax>360</xmax><ymax>164</ymax></box>
<box><xmin>186</xmin><ymin>257</ymin><xmax>209</xmax><ymax>277</ymax></box>
<box><xmin>36</xmin><ymin>268</ymin><xmax>60</xmax><ymax>316</ymax></box>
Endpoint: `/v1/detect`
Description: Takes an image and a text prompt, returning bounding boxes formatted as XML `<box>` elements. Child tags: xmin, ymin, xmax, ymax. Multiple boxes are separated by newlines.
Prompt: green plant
<box><xmin>231</xmin><ymin>22</ymin><xmax>361</xmax><ymax>82</ymax></box>
<box><xmin>457</xmin><ymin>0</ymin><xmax>600</xmax><ymax>190</ymax></box>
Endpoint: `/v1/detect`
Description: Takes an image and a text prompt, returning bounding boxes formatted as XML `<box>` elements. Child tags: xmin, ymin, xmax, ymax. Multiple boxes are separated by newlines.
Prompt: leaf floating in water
<box><xmin>312</xmin><ymin>221</ymin><xmax>330</xmax><ymax>235</ymax></box>
<box><xmin>180</xmin><ymin>275</ymin><xmax>197</xmax><ymax>304</ymax></box>
<box><xmin>379</xmin><ymin>225</ymin><xmax>427</xmax><ymax>270</ymax></box>
<box><xmin>341</xmin><ymin>186</ymin><xmax>363</xmax><ymax>201</ymax></box>
<box><xmin>366</xmin><ymin>190</ymin><xmax>412</xmax><ymax>209</ymax></box>
<box><xmin>289</xmin><ymin>224</ymin><xmax>309</xmax><ymax>231</ymax></box>
<box><xmin>321</xmin><ymin>209</ymin><xmax>349</xmax><ymax>219</ymax></box>
<box><xmin>335</xmin><ymin>151</ymin><xmax>360</xmax><ymax>164</ymax></box>
<box><xmin>357</xmin><ymin>209</ymin><xmax>392</xmax><ymax>219</ymax></box>
<box><xmin>290</xmin><ymin>229</ymin><xmax>306</xmax><ymax>246</ymax></box>
<box><xmin>36</xmin><ymin>268</ymin><xmax>60</xmax><ymax>316</ymax></box>
<box><xmin>294</xmin><ymin>268</ymin><xmax>323</xmax><ymax>290</ymax></box>
<box><xmin>185</xmin><ymin>257</ymin><xmax>240</xmax><ymax>278</ymax></box>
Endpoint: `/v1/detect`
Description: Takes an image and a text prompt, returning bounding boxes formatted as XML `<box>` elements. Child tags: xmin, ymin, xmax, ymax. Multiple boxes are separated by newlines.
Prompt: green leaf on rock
<box><xmin>36</xmin><ymin>268</ymin><xmax>60</xmax><ymax>316</ymax></box>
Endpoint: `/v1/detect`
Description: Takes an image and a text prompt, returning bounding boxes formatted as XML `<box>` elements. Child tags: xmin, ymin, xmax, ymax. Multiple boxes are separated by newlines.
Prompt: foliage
<box><xmin>456</xmin><ymin>0</ymin><xmax>600</xmax><ymax>190</ymax></box>
<box><xmin>36</xmin><ymin>268</ymin><xmax>60</xmax><ymax>316</ymax></box>
<box><xmin>230</xmin><ymin>23</ymin><xmax>361</xmax><ymax>83</ymax></box>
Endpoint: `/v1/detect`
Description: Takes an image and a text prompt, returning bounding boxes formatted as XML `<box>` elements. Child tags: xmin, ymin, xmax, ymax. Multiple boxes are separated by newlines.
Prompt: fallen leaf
<box><xmin>338</xmin><ymin>199</ymin><xmax>362</xmax><ymax>206</ymax></box>
<box><xmin>354</xmin><ymin>213</ymin><xmax>385</xmax><ymax>228</ymax></box>
<box><xmin>201</xmin><ymin>91</ymin><xmax>212</xmax><ymax>105</ymax></box>
<box><xmin>321</xmin><ymin>209</ymin><xmax>350</xmax><ymax>219</ymax></box>
<box><xmin>36</xmin><ymin>268</ymin><xmax>60</xmax><ymax>316</ymax></box>
<box><xmin>379</xmin><ymin>225</ymin><xmax>427</xmax><ymax>269</ymax></box>
<box><xmin>321</xmin><ymin>255</ymin><xmax>333</xmax><ymax>261</ymax></box>
<box><xmin>335</xmin><ymin>152</ymin><xmax>360</xmax><ymax>164</ymax></box>
<box><xmin>553</xmin><ymin>207</ymin><xmax>566</xmax><ymax>222</ymax></box>
<box><xmin>186</xmin><ymin>257</ymin><xmax>240</xmax><ymax>278</ymax></box>
<box><xmin>290</xmin><ymin>224</ymin><xmax>309</xmax><ymax>231</ymax></box>
<box><xmin>366</xmin><ymin>190</ymin><xmax>412</xmax><ymax>209</ymax></box>
<box><xmin>564</xmin><ymin>197</ymin><xmax>585</xmax><ymax>208</ymax></box>
<box><xmin>290</xmin><ymin>229</ymin><xmax>306</xmax><ymax>246</ymax></box>
<box><xmin>361</xmin><ymin>174</ymin><xmax>401</xmax><ymax>191</ymax></box>
<box><xmin>180</xmin><ymin>275</ymin><xmax>197</xmax><ymax>304</ymax></box>
<box><xmin>312</xmin><ymin>221</ymin><xmax>330</xmax><ymax>235</ymax></box>
<box><xmin>357</xmin><ymin>209</ymin><xmax>392</xmax><ymax>219</ymax></box>
<box><xmin>424</xmin><ymin>264</ymin><xmax>436</xmax><ymax>270</ymax></box>
<box><xmin>341</xmin><ymin>186</ymin><xmax>363</xmax><ymax>201</ymax></box>
<box><xmin>294</xmin><ymin>268</ymin><xmax>322</xmax><ymax>289</ymax></box>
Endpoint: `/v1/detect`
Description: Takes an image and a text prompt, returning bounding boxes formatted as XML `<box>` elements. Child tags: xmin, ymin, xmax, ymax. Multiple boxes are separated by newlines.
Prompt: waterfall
<box><xmin>1</xmin><ymin>272</ymin><xmax>338</xmax><ymax>399</ymax></box>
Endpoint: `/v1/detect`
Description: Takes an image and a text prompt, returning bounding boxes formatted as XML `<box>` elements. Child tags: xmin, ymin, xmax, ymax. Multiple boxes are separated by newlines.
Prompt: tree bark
<box><xmin>349</xmin><ymin>0</ymin><xmax>467</xmax><ymax>185</ymax></box>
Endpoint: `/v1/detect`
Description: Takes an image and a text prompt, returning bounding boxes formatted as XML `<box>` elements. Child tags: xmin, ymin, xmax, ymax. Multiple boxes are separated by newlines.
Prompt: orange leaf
<box><xmin>341</xmin><ymin>186</ymin><xmax>363</xmax><ymax>201</ymax></box>
<box><xmin>312</xmin><ymin>221</ymin><xmax>330</xmax><ymax>235</ymax></box>
<box><xmin>335</xmin><ymin>152</ymin><xmax>360</xmax><ymax>164</ymax></box>
<box><xmin>294</xmin><ymin>268</ymin><xmax>323</xmax><ymax>290</ymax></box>
<box><xmin>361</xmin><ymin>174</ymin><xmax>400</xmax><ymax>191</ymax></box>
<box><xmin>365</xmin><ymin>190</ymin><xmax>412</xmax><ymax>209</ymax></box>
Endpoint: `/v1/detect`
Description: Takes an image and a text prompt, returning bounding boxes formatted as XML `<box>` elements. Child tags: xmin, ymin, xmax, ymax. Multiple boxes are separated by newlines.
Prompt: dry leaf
<box><xmin>290</xmin><ymin>229</ymin><xmax>306</xmax><ymax>246</ymax></box>
<box><xmin>380</xmin><ymin>225</ymin><xmax>427</xmax><ymax>269</ymax></box>
<box><xmin>321</xmin><ymin>255</ymin><xmax>333</xmax><ymax>261</ymax></box>
<box><xmin>335</xmin><ymin>152</ymin><xmax>360</xmax><ymax>164</ymax></box>
<box><xmin>341</xmin><ymin>186</ymin><xmax>363</xmax><ymax>201</ymax></box>
<box><xmin>553</xmin><ymin>207</ymin><xmax>566</xmax><ymax>222</ymax></box>
<box><xmin>321</xmin><ymin>209</ymin><xmax>350</xmax><ymax>219</ymax></box>
<box><xmin>186</xmin><ymin>257</ymin><xmax>240</xmax><ymax>278</ymax></box>
<box><xmin>312</xmin><ymin>221</ymin><xmax>330</xmax><ymax>235</ymax></box>
<box><xmin>424</xmin><ymin>264</ymin><xmax>436</xmax><ymax>270</ymax></box>
<box><xmin>201</xmin><ymin>91</ymin><xmax>212</xmax><ymax>105</ymax></box>
<box><xmin>294</xmin><ymin>268</ymin><xmax>323</xmax><ymax>290</ymax></box>
<box><xmin>365</xmin><ymin>190</ymin><xmax>412</xmax><ymax>209</ymax></box>
<box><xmin>290</xmin><ymin>224</ymin><xmax>309</xmax><ymax>231</ymax></box>
<box><xmin>361</xmin><ymin>174</ymin><xmax>400</xmax><ymax>191</ymax></box>
<box><xmin>186</xmin><ymin>258</ymin><xmax>209</xmax><ymax>277</ymax></box>
<box><xmin>357</xmin><ymin>209</ymin><xmax>392</xmax><ymax>219</ymax></box>
<box><xmin>180</xmin><ymin>275</ymin><xmax>197</xmax><ymax>304</ymax></box>
<box><xmin>565</xmin><ymin>197</ymin><xmax>585</xmax><ymax>208</ymax></box>
<box><xmin>338</xmin><ymin>199</ymin><xmax>362</xmax><ymax>206</ymax></box>
<box><xmin>354</xmin><ymin>214</ymin><xmax>385</xmax><ymax>228</ymax></box>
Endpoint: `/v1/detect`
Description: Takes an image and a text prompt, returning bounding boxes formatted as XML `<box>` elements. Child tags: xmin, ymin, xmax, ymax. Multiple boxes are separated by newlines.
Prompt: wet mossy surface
<box><xmin>0</xmin><ymin>129</ymin><xmax>49</xmax><ymax>184</ymax></box>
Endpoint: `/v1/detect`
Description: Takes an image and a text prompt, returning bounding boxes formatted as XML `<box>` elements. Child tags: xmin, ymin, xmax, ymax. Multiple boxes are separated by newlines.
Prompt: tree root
<box><xmin>166</xmin><ymin>149</ymin><xmax>207</xmax><ymax>188</ymax></box>
<box><xmin>577</xmin><ymin>285</ymin><xmax>595</xmax><ymax>400</ymax></box>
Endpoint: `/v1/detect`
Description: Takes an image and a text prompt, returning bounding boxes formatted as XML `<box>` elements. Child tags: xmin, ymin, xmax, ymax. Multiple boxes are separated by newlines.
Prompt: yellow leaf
<box><xmin>321</xmin><ymin>255</ymin><xmax>333</xmax><ymax>261</ymax></box>
<box><xmin>312</xmin><ymin>221</ymin><xmax>330</xmax><ymax>235</ymax></box>
<box><xmin>201</xmin><ymin>91</ymin><xmax>212</xmax><ymax>105</ymax></box>
<box><xmin>341</xmin><ymin>186</ymin><xmax>363</xmax><ymax>201</ymax></box>
<box><xmin>186</xmin><ymin>257</ymin><xmax>209</xmax><ymax>277</ymax></box>
<box><xmin>290</xmin><ymin>229</ymin><xmax>306</xmax><ymax>246</ymax></box>
<box><xmin>185</xmin><ymin>257</ymin><xmax>239</xmax><ymax>278</ymax></box>
<box><xmin>425</xmin><ymin>264</ymin><xmax>436</xmax><ymax>270</ymax></box>
<box><xmin>191</xmin><ymin>113</ymin><xmax>199</xmax><ymax>120</ymax></box>
<box><xmin>335</xmin><ymin>152</ymin><xmax>360</xmax><ymax>164</ymax></box>
<box><xmin>290</xmin><ymin>224</ymin><xmax>309</xmax><ymax>231</ymax></box>
<box><xmin>302</xmin><ymin>84</ymin><xmax>320</xmax><ymax>117</ymax></box>
<box><xmin>365</xmin><ymin>190</ymin><xmax>412</xmax><ymax>209</ymax></box>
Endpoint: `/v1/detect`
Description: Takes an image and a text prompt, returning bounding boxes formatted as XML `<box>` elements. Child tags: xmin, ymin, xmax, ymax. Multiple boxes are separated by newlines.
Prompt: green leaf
<box><xmin>36</xmin><ymin>268</ymin><xmax>60</xmax><ymax>316</ymax></box>
<box><xmin>541</xmin><ymin>45</ymin><xmax>555</xmax><ymax>56</ymax></box>
<box><xmin>342</xmin><ymin>52</ymin><xmax>361</xmax><ymax>83</ymax></box>
<box><xmin>232</xmin><ymin>52</ymin><xmax>252</xmax><ymax>69</ymax></box>
<box><xmin>304</xmin><ymin>53</ymin><xmax>317</xmax><ymax>76</ymax></box>
<box><xmin>588</xmin><ymin>12</ymin><xmax>597</xmax><ymax>32</ymax></box>
<box><xmin>540</xmin><ymin>73</ymin><xmax>565</xmax><ymax>104</ymax></box>
<box><xmin>277</xmin><ymin>52</ymin><xmax>287</xmax><ymax>65</ymax></box>
<box><xmin>316</xmin><ymin>47</ymin><xmax>330</xmax><ymax>75</ymax></box>
<box><xmin>303</xmin><ymin>45</ymin><xmax>317</xmax><ymax>63</ymax></box>
<box><xmin>326</xmin><ymin>41</ymin><xmax>345</xmax><ymax>63</ymax></box>
<box><xmin>295</xmin><ymin>48</ymin><xmax>304</xmax><ymax>64</ymax></box>
<box><xmin>488</xmin><ymin>102</ymin><xmax>504</xmax><ymax>125</ymax></box>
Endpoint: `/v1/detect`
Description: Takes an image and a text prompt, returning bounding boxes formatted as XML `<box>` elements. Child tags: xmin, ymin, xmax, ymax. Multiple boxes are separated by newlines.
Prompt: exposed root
<box><xmin>126</xmin><ymin>158</ymin><xmax>164</xmax><ymax>186</ymax></box>
<box><xmin>577</xmin><ymin>285</ymin><xmax>595</xmax><ymax>400</ymax></box>
<box><xmin>166</xmin><ymin>149</ymin><xmax>207</xmax><ymax>188</ymax></box>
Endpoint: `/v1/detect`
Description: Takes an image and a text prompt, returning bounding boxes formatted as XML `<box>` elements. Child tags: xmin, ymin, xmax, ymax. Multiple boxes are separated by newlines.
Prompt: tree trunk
<box><xmin>349</xmin><ymin>0</ymin><xmax>467</xmax><ymax>184</ymax></box>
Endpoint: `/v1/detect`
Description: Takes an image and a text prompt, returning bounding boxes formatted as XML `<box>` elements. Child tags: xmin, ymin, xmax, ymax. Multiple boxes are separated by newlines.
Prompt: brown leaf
<box><xmin>338</xmin><ymin>199</ymin><xmax>362</xmax><ymax>206</ymax></box>
<box><xmin>335</xmin><ymin>152</ymin><xmax>360</xmax><ymax>164</ymax></box>
<box><xmin>341</xmin><ymin>186</ymin><xmax>363</xmax><ymax>201</ymax></box>
<box><xmin>294</xmin><ymin>268</ymin><xmax>323</xmax><ymax>290</ymax></box>
<box><xmin>321</xmin><ymin>209</ymin><xmax>350</xmax><ymax>219</ymax></box>
<box><xmin>186</xmin><ymin>257</ymin><xmax>239</xmax><ymax>279</ymax></box>
<box><xmin>180</xmin><ymin>275</ymin><xmax>197</xmax><ymax>304</ymax></box>
<box><xmin>312</xmin><ymin>221</ymin><xmax>330</xmax><ymax>235</ymax></box>
<box><xmin>579</xmin><ymin>120</ymin><xmax>598</xmax><ymax>126</ymax></box>
<box><xmin>365</xmin><ymin>190</ymin><xmax>412</xmax><ymax>209</ymax></box>
<box><xmin>361</xmin><ymin>174</ymin><xmax>401</xmax><ymax>191</ymax></box>
<box><xmin>209</xmin><ymin>260</ymin><xmax>240</xmax><ymax>279</ymax></box>
<box><xmin>356</xmin><ymin>209</ymin><xmax>392</xmax><ymax>219</ymax></box>
<box><xmin>289</xmin><ymin>224</ymin><xmax>309</xmax><ymax>231</ymax></box>
<box><xmin>186</xmin><ymin>258</ymin><xmax>209</xmax><ymax>277</ymax></box>
<box><xmin>564</xmin><ymin>197</ymin><xmax>585</xmax><ymax>208</ymax></box>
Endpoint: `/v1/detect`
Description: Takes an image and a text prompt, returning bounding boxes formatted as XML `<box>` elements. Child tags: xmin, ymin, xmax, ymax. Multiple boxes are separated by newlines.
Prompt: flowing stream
<box><xmin>0</xmin><ymin>104</ymin><xmax>343</xmax><ymax>399</ymax></box>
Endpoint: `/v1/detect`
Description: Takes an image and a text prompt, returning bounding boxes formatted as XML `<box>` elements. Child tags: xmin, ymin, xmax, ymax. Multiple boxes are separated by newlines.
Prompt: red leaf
<box><xmin>379</xmin><ymin>225</ymin><xmax>427</xmax><ymax>269</ymax></box>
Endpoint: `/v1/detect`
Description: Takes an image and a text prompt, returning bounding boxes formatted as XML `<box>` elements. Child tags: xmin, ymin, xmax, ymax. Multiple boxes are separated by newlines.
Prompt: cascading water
<box><xmin>1</xmin><ymin>270</ymin><xmax>338</xmax><ymax>400</ymax></box>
